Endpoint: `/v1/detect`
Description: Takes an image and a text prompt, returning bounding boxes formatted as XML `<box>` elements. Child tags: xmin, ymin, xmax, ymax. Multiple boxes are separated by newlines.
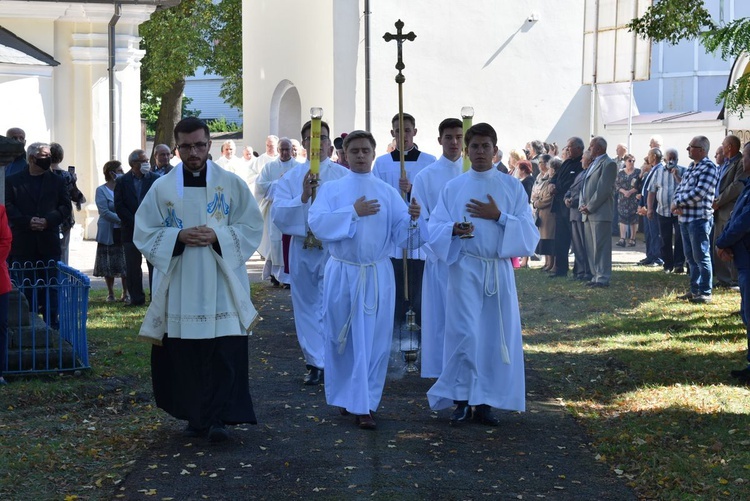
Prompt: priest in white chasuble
<box><xmin>426</xmin><ymin>123</ymin><xmax>539</xmax><ymax>427</ymax></box>
<box><xmin>308</xmin><ymin>130</ymin><xmax>426</xmax><ymax>430</ymax></box>
<box><xmin>134</xmin><ymin>117</ymin><xmax>263</xmax><ymax>443</ymax></box>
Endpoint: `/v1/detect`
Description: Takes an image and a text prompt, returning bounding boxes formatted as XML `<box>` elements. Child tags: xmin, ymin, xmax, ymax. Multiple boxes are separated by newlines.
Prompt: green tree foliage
<box><xmin>207</xmin><ymin>0</ymin><xmax>243</xmax><ymax>110</ymax></box>
<box><xmin>139</xmin><ymin>0</ymin><xmax>214</xmax><ymax>148</ymax></box>
<box><xmin>628</xmin><ymin>0</ymin><xmax>750</xmax><ymax>116</ymax></box>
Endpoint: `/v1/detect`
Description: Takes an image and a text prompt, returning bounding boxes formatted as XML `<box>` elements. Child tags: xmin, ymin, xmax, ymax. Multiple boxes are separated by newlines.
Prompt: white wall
<box><xmin>243</xmin><ymin>0</ymin><xmax>591</xmax><ymax>157</ymax></box>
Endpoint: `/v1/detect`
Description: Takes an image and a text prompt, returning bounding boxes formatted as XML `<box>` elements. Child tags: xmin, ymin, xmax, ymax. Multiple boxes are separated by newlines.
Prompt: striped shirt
<box><xmin>672</xmin><ymin>157</ymin><xmax>719</xmax><ymax>223</ymax></box>
<box><xmin>648</xmin><ymin>163</ymin><xmax>687</xmax><ymax>217</ymax></box>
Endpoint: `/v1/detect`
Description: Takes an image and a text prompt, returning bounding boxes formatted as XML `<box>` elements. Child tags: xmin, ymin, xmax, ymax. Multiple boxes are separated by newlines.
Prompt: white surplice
<box><xmin>410</xmin><ymin>155</ymin><xmax>463</xmax><ymax>378</ymax></box>
<box><xmin>134</xmin><ymin>162</ymin><xmax>263</xmax><ymax>344</ymax></box>
<box><xmin>308</xmin><ymin>171</ymin><xmax>427</xmax><ymax>415</ymax></box>
<box><xmin>254</xmin><ymin>158</ymin><xmax>297</xmax><ymax>283</ymax></box>
<box><xmin>426</xmin><ymin>168</ymin><xmax>539</xmax><ymax>412</ymax></box>
<box><xmin>271</xmin><ymin>158</ymin><xmax>349</xmax><ymax>369</ymax></box>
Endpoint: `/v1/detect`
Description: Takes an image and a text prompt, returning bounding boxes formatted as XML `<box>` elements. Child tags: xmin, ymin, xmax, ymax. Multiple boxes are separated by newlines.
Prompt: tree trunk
<box><xmin>152</xmin><ymin>77</ymin><xmax>185</xmax><ymax>158</ymax></box>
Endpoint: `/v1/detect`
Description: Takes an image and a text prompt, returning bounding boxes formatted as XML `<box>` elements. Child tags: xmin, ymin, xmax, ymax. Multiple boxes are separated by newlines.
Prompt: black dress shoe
<box><xmin>674</xmin><ymin>266</ymin><xmax>685</xmax><ymax>274</ymax></box>
<box><xmin>208</xmin><ymin>424</ymin><xmax>229</xmax><ymax>443</ymax></box>
<box><xmin>356</xmin><ymin>413</ymin><xmax>376</xmax><ymax>430</ymax></box>
<box><xmin>449</xmin><ymin>401</ymin><xmax>472</xmax><ymax>426</ymax></box>
<box><xmin>183</xmin><ymin>425</ymin><xmax>208</xmax><ymax>438</ymax></box>
<box><xmin>303</xmin><ymin>366</ymin><xmax>324</xmax><ymax>385</ymax></box>
<box><xmin>473</xmin><ymin>404</ymin><xmax>499</xmax><ymax>426</ymax></box>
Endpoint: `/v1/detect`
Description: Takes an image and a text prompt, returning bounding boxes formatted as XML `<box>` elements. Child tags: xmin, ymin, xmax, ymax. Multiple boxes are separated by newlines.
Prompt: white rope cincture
<box><xmin>330</xmin><ymin>256</ymin><xmax>379</xmax><ymax>354</ymax></box>
<box><xmin>462</xmin><ymin>251</ymin><xmax>510</xmax><ymax>365</ymax></box>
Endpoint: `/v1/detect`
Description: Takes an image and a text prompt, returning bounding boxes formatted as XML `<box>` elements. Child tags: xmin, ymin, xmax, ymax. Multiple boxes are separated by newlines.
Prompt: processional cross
<box><xmin>384</xmin><ymin>20</ymin><xmax>420</xmax><ymax>372</ymax></box>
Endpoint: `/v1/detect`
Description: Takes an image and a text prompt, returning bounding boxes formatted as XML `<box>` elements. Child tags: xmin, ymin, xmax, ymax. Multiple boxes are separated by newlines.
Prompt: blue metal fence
<box><xmin>5</xmin><ymin>260</ymin><xmax>90</xmax><ymax>375</ymax></box>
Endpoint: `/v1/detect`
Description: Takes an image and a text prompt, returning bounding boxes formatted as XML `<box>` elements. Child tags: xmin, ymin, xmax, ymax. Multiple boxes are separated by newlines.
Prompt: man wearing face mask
<box><xmin>114</xmin><ymin>149</ymin><xmax>159</xmax><ymax>306</ymax></box>
<box><xmin>4</xmin><ymin>127</ymin><xmax>28</xmax><ymax>177</ymax></box>
<box><xmin>5</xmin><ymin>142</ymin><xmax>71</xmax><ymax>327</ymax></box>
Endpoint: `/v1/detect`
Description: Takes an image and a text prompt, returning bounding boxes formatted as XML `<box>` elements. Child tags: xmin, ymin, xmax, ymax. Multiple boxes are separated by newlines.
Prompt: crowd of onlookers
<box><xmin>499</xmin><ymin>132</ymin><xmax>750</xmax><ymax>382</ymax></box>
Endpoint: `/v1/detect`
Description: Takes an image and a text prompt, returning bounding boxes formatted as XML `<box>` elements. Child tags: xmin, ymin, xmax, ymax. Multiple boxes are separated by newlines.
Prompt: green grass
<box><xmin>519</xmin><ymin>265</ymin><xmax>750</xmax><ymax>499</ymax></box>
<box><xmin>0</xmin><ymin>292</ymin><xmax>158</xmax><ymax>500</ymax></box>
<box><xmin>1</xmin><ymin>270</ymin><xmax>749</xmax><ymax>499</ymax></box>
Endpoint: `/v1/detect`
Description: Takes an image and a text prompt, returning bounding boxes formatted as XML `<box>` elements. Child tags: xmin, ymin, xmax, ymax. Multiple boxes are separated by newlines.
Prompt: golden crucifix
<box><xmin>383</xmin><ymin>20</ymin><xmax>416</xmax><ymax>303</ymax></box>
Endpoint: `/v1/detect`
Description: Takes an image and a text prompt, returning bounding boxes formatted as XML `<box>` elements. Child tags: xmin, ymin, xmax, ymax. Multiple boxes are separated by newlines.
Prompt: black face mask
<box><xmin>35</xmin><ymin>157</ymin><xmax>52</xmax><ymax>170</ymax></box>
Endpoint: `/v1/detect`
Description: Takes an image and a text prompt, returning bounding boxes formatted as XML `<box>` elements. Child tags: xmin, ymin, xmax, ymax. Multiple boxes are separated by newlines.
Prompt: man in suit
<box><xmin>5</xmin><ymin>142</ymin><xmax>71</xmax><ymax>326</ymax></box>
<box><xmin>712</xmin><ymin>134</ymin><xmax>746</xmax><ymax>289</ymax></box>
<box><xmin>579</xmin><ymin>136</ymin><xmax>617</xmax><ymax>287</ymax></box>
<box><xmin>549</xmin><ymin>137</ymin><xmax>584</xmax><ymax>278</ymax></box>
<box><xmin>115</xmin><ymin>149</ymin><xmax>159</xmax><ymax>306</ymax></box>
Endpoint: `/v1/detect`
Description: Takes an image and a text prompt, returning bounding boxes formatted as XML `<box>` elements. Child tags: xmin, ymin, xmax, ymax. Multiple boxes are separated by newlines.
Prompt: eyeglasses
<box><xmin>302</xmin><ymin>135</ymin><xmax>329</xmax><ymax>142</ymax></box>
<box><xmin>178</xmin><ymin>142</ymin><xmax>209</xmax><ymax>152</ymax></box>
<box><xmin>626</xmin><ymin>159</ymin><xmax>635</xmax><ymax>162</ymax></box>
<box><xmin>687</xmin><ymin>144</ymin><xmax>702</xmax><ymax>150</ymax></box>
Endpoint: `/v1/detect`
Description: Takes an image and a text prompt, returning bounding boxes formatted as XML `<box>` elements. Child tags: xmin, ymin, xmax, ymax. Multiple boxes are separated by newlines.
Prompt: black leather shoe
<box><xmin>208</xmin><ymin>424</ymin><xmax>229</xmax><ymax>443</ymax></box>
<box><xmin>449</xmin><ymin>401</ymin><xmax>472</xmax><ymax>426</ymax></box>
<box><xmin>473</xmin><ymin>404</ymin><xmax>499</xmax><ymax>426</ymax></box>
<box><xmin>356</xmin><ymin>413</ymin><xmax>376</xmax><ymax>430</ymax></box>
<box><xmin>303</xmin><ymin>366</ymin><xmax>324</xmax><ymax>385</ymax></box>
<box><xmin>183</xmin><ymin>425</ymin><xmax>208</xmax><ymax>438</ymax></box>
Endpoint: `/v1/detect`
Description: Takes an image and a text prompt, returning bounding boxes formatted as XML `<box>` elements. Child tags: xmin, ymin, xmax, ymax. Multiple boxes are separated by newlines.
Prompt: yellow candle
<box><xmin>309</xmin><ymin>114</ymin><xmax>322</xmax><ymax>175</ymax></box>
<box><xmin>461</xmin><ymin>107</ymin><xmax>474</xmax><ymax>172</ymax></box>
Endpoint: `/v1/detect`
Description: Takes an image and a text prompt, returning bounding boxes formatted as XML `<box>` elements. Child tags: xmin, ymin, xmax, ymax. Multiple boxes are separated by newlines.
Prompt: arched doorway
<box><xmin>270</xmin><ymin>80</ymin><xmax>301</xmax><ymax>140</ymax></box>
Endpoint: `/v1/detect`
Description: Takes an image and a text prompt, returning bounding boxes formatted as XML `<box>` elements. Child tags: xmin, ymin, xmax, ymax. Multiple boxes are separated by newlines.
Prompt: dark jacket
<box><xmin>114</xmin><ymin>170</ymin><xmax>159</xmax><ymax>242</ymax></box>
<box><xmin>4</xmin><ymin>169</ymin><xmax>71</xmax><ymax>259</ymax></box>
<box><xmin>551</xmin><ymin>155</ymin><xmax>582</xmax><ymax>215</ymax></box>
<box><xmin>716</xmin><ymin>178</ymin><xmax>750</xmax><ymax>270</ymax></box>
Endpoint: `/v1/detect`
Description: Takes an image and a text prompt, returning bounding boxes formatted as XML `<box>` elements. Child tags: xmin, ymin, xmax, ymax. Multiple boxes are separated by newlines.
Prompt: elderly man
<box><xmin>153</xmin><ymin>144</ymin><xmax>173</xmax><ymax>176</ymax></box>
<box><xmin>254</xmin><ymin>138</ymin><xmax>297</xmax><ymax>287</ymax></box>
<box><xmin>672</xmin><ymin>136</ymin><xmax>720</xmax><ymax>303</ymax></box>
<box><xmin>579</xmin><ymin>136</ymin><xmax>617</xmax><ymax>287</ymax></box>
<box><xmin>215</xmin><ymin>140</ymin><xmax>238</xmax><ymax>169</ymax></box>
<box><xmin>114</xmin><ymin>149</ymin><xmax>160</xmax><ymax>306</ymax></box>
<box><xmin>638</xmin><ymin>148</ymin><xmax>664</xmax><ymax>267</ymax></box>
<box><xmin>255</xmin><ymin>135</ymin><xmax>279</xmax><ymax>171</ymax></box>
<box><xmin>712</xmin><ymin>135</ymin><xmax>746</xmax><ymax>289</ymax></box>
<box><xmin>550</xmin><ymin>137</ymin><xmax>584</xmax><ymax>278</ymax></box>
<box><xmin>4</xmin><ymin>127</ymin><xmax>28</xmax><ymax>177</ymax></box>
<box><xmin>5</xmin><ymin>142</ymin><xmax>71</xmax><ymax>326</ymax></box>
<box><xmin>648</xmin><ymin>148</ymin><xmax>687</xmax><ymax>274</ymax></box>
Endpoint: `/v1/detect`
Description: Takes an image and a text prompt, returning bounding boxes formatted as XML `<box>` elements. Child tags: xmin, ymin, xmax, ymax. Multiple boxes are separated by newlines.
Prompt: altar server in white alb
<box><xmin>426</xmin><ymin>123</ymin><xmax>539</xmax><ymax>427</ymax></box>
<box><xmin>134</xmin><ymin>117</ymin><xmax>264</xmax><ymax>443</ymax></box>
<box><xmin>308</xmin><ymin>130</ymin><xmax>425</xmax><ymax>430</ymax></box>
<box><xmin>373</xmin><ymin>113</ymin><xmax>436</xmax><ymax>329</ymax></box>
<box><xmin>254</xmin><ymin>137</ymin><xmax>297</xmax><ymax>287</ymax></box>
<box><xmin>271</xmin><ymin>120</ymin><xmax>349</xmax><ymax>386</ymax></box>
<box><xmin>411</xmin><ymin>117</ymin><xmax>465</xmax><ymax>379</ymax></box>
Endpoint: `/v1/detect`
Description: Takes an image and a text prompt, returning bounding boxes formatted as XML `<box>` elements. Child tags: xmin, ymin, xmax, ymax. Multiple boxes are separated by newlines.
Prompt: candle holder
<box><xmin>304</xmin><ymin>107</ymin><xmax>324</xmax><ymax>251</ymax></box>
<box><xmin>458</xmin><ymin>216</ymin><xmax>474</xmax><ymax>239</ymax></box>
<box><xmin>461</xmin><ymin>107</ymin><xmax>474</xmax><ymax>172</ymax></box>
